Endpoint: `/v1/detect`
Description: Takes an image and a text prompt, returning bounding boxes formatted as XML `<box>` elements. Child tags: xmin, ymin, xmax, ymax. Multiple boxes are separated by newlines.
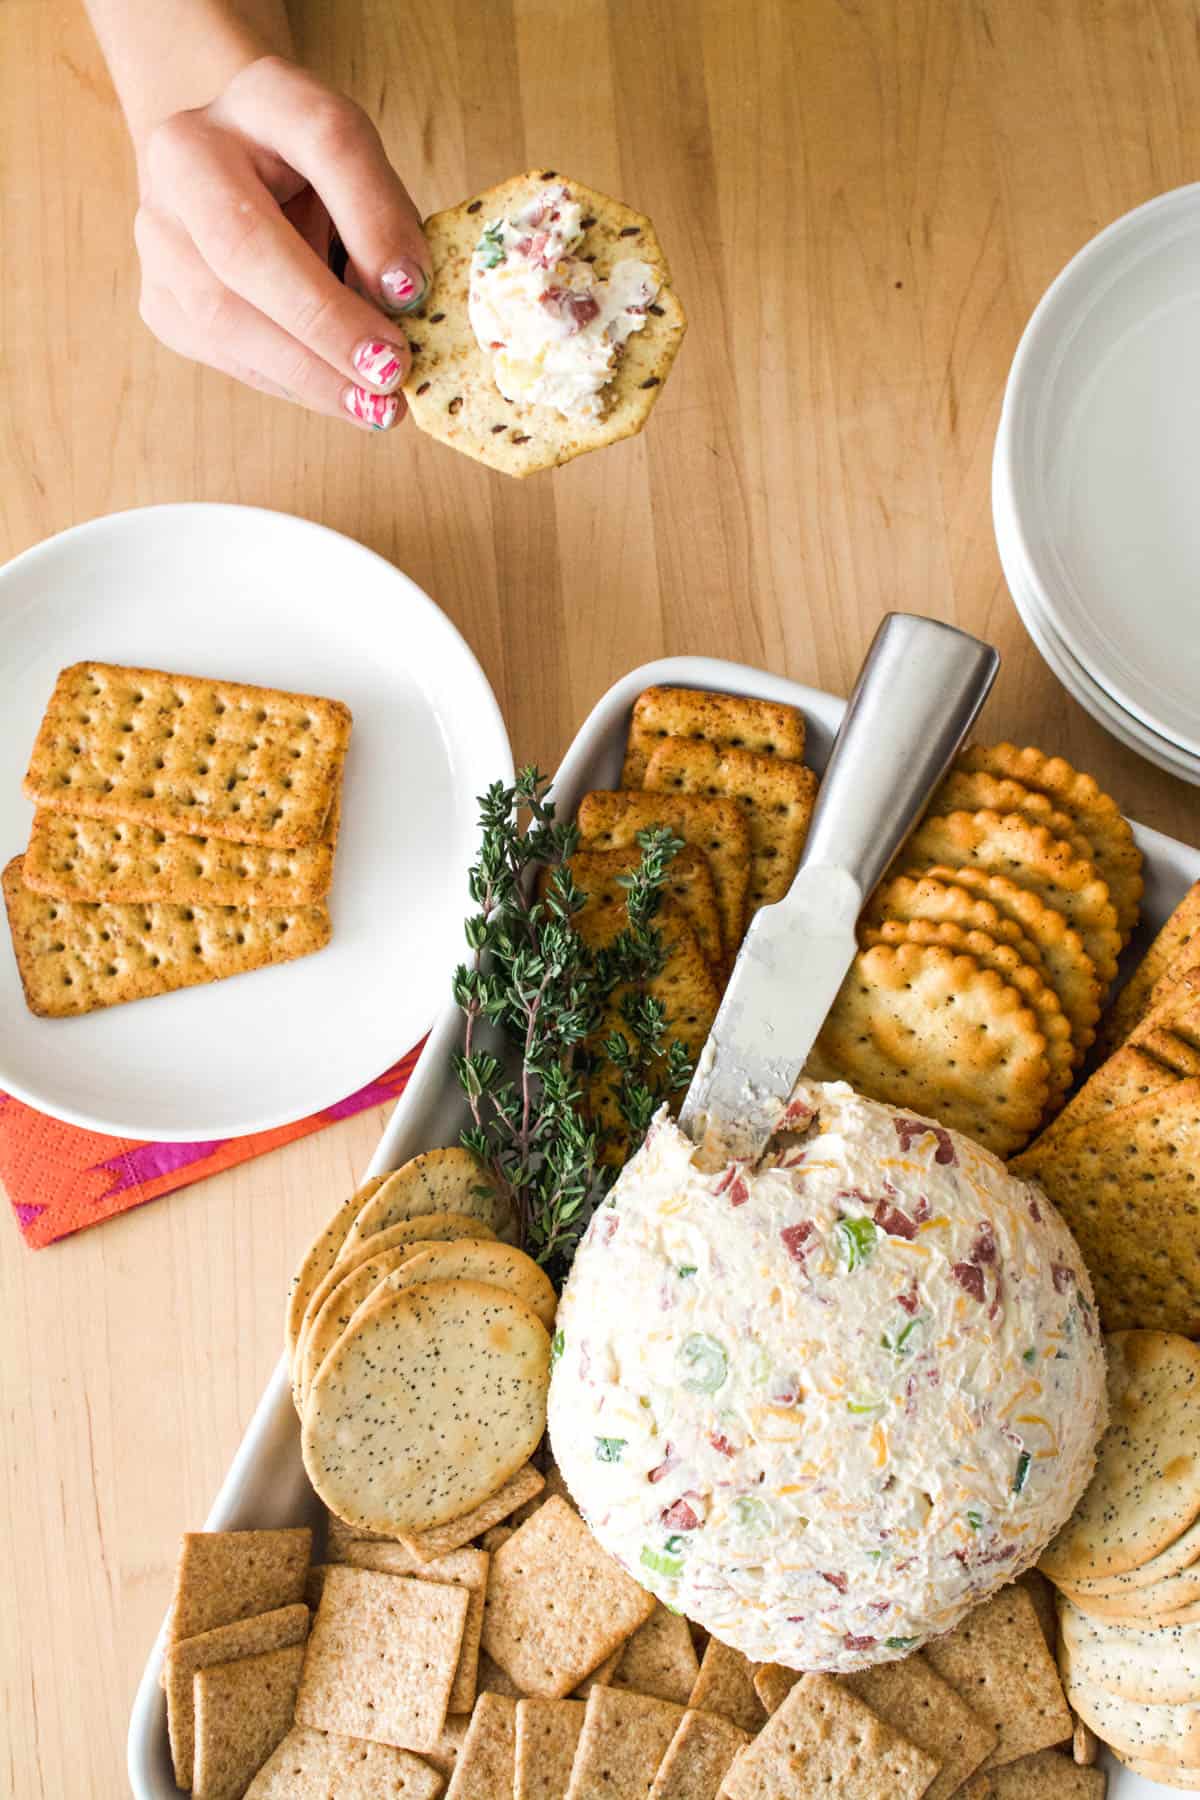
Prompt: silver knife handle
<box><xmin>801</xmin><ymin>614</ymin><xmax>999</xmax><ymax>901</ymax></box>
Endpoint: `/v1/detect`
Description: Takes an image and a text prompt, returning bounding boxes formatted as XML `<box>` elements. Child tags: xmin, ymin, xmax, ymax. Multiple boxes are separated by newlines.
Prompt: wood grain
<box><xmin>2</xmin><ymin>1</ymin><xmax>1199</xmax><ymax>1792</ymax></box>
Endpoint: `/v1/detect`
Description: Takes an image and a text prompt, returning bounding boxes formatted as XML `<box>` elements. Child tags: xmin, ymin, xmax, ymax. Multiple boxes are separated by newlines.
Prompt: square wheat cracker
<box><xmin>753</xmin><ymin>1662</ymin><xmax>799</xmax><ymax>1714</ymax></box>
<box><xmin>987</xmin><ymin>1749</ymin><xmax>1107</xmax><ymax>1796</ymax></box>
<box><xmin>718</xmin><ymin>1671</ymin><xmax>939</xmax><ymax>1800</ymax></box>
<box><xmin>622</xmin><ymin>686</ymin><xmax>806</xmax><ymax>787</ymax></box>
<box><xmin>610</xmin><ymin>1601</ymin><xmax>699</xmax><ymax>1705</ymax></box>
<box><xmin>398</xmin><ymin>1462</ymin><xmax>545</xmax><ymax>1561</ymax></box>
<box><xmin>23</xmin><ymin>771</ymin><xmax>343</xmax><ymax>908</ymax></box>
<box><xmin>922</xmin><ymin>1583</ymin><xmax>1073</xmax><ymax>1769</ymax></box>
<box><xmin>340</xmin><ymin>1540</ymin><xmax>488</xmax><ymax>1713</ymax></box>
<box><xmin>643</xmin><ymin>738</ymin><xmax>818</xmax><ymax>915</ymax></box>
<box><xmin>243</xmin><ymin>1724</ymin><xmax>443</xmax><ymax>1799</ymax></box>
<box><xmin>446</xmin><ymin>1692</ymin><xmax>517</xmax><ymax>1798</ymax></box>
<box><xmin>577</xmin><ymin>788</ymin><xmax>752</xmax><ymax>966</ymax></box>
<box><xmin>564</xmin><ymin>1686</ymin><xmax>684</xmax><ymax>1800</ymax></box>
<box><xmin>515</xmin><ymin>1697</ymin><xmax>586</xmax><ymax>1800</ymax></box>
<box><xmin>480</xmin><ymin>1495</ymin><xmax>655</xmax><ymax>1698</ymax></box>
<box><xmin>573</xmin><ymin>1644</ymin><xmax>624</xmax><ymax>1698</ymax></box>
<box><xmin>192</xmin><ymin>1643</ymin><xmax>305</xmax><ymax>1800</ymax></box>
<box><xmin>164</xmin><ymin>1603</ymin><xmax>309</xmax><ymax>1789</ymax></box>
<box><xmin>688</xmin><ymin>1637</ymin><xmax>766</xmax><ymax>1735</ymax></box>
<box><xmin>23</xmin><ymin>661</ymin><xmax>350</xmax><ymax>847</ymax></box>
<box><xmin>3</xmin><ymin>858</ymin><xmax>331</xmax><ymax>1017</ymax></box>
<box><xmin>402</xmin><ymin>172</ymin><xmax>686</xmax><ymax>478</ymax></box>
<box><xmin>842</xmin><ymin>1649</ymin><xmax>997</xmax><ymax>1800</ymax></box>
<box><xmin>648</xmin><ymin>1707</ymin><xmax>749</xmax><ymax>1800</ymax></box>
<box><xmin>168</xmin><ymin>1528</ymin><xmax>311</xmax><ymax>1643</ymax></box>
<box><xmin>295</xmin><ymin>1564</ymin><xmax>469</xmax><ymax>1752</ymax></box>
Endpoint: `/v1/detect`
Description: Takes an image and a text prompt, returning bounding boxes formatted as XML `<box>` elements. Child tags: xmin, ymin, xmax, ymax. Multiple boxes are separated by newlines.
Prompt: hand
<box><xmin>134</xmin><ymin>56</ymin><xmax>429</xmax><ymax>430</ymax></box>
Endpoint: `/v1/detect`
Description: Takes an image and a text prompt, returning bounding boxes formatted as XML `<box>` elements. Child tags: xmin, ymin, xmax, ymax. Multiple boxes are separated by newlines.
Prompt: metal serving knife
<box><xmin>678</xmin><ymin>613</ymin><xmax>1000</xmax><ymax>1163</ymax></box>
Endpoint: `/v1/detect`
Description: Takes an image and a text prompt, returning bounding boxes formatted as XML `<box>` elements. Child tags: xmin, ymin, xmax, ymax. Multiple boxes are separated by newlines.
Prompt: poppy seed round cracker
<box><xmin>905</xmin><ymin>811</ymin><xmax>1121</xmax><ymax>987</ymax></box>
<box><xmin>302</xmin><ymin>1279</ymin><xmax>550</xmax><ymax>1534</ymax></box>
<box><xmin>295</xmin><ymin>1238</ymin><xmax>447</xmax><ymax>1407</ymax></box>
<box><xmin>1058</xmin><ymin>1594</ymin><xmax>1200</xmax><ymax>1705</ymax></box>
<box><xmin>341</xmin><ymin>1147</ymin><xmax>517</xmax><ymax>1253</ymax></box>
<box><xmin>1063</xmin><ymin>1505</ymin><xmax>1200</xmax><ymax>1597</ymax></box>
<box><xmin>286</xmin><ymin>1176</ymin><xmax>386</xmax><ymax>1370</ymax></box>
<box><xmin>1041</xmin><ymin>1331</ymin><xmax>1200</xmax><ymax>1584</ymax></box>
<box><xmin>1063</xmin><ymin>1645</ymin><xmax>1200</xmax><ymax>1764</ymax></box>
<box><xmin>403</xmin><ymin>171</ymin><xmax>686</xmax><ymax>478</ymax></box>
<box><xmin>805</xmin><ymin>941</ymin><xmax>1051</xmax><ymax>1156</ymax></box>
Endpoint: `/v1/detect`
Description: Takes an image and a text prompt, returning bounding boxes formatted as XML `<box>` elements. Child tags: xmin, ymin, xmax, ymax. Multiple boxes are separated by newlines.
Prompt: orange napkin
<box><xmin>0</xmin><ymin>1042</ymin><xmax>424</xmax><ymax>1249</ymax></box>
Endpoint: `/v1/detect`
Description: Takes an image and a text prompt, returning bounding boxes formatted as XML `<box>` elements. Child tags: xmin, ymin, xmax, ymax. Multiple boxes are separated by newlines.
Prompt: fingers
<box><xmin>143</xmin><ymin>109</ymin><xmax>413</xmax><ymax>396</ymax></box>
<box><xmin>212</xmin><ymin>57</ymin><xmax>432</xmax><ymax>314</ymax></box>
<box><xmin>135</xmin><ymin>205</ymin><xmax>405</xmax><ymax>431</ymax></box>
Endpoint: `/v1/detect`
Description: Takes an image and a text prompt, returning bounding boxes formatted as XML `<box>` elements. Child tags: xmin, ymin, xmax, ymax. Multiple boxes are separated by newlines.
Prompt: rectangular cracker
<box><xmin>549</xmin><ymin>843</ymin><xmax>725</xmax><ymax>969</ymax></box>
<box><xmin>481</xmin><ymin>1496</ymin><xmax>656</xmax><ymax>1699</ymax></box>
<box><xmin>23</xmin><ymin>775</ymin><xmax>342</xmax><ymax>908</ymax></box>
<box><xmin>421</xmin><ymin>1713</ymin><xmax>471</xmax><ymax>1783</ymax></box>
<box><xmin>643</xmin><ymin>738</ymin><xmax>818</xmax><ymax>915</ymax></box>
<box><xmin>295</xmin><ymin>1564</ymin><xmax>469</xmax><ymax>1752</ymax></box>
<box><xmin>398</xmin><ymin>1463</ymin><xmax>545</xmax><ymax>1561</ymax></box>
<box><xmin>564</xmin><ymin>1686</ymin><xmax>684</xmax><ymax>1800</ymax></box>
<box><xmin>753</xmin><ymin>1662</ymin><xmax>800</xmax><ymax>1715</ymax></box>
<box><xmin>165</xmin><ymin>1604</ymin><xmax>309</xmax><ymax>1789</ymax></box>
<box><xmin>1099</xmin><ymin>878</ymin><xmax>1200</xmax><ymax>1050</ymax></box>
<box><xmin>515</xmin><ymin>1697</ymin><xmax>586</xmax><ymax>1800</ymax></box>
<box><xmin>340</xmin><ymin>1541</ymin><xmax>488</xmax><ymax>1714</ymax></box>
<box><xmin>1010</xmin><ymin>1076</ymin><xmax>1200</xmax><ymax>1335</ymax></box>
<box><xmin>922</xmin><ymin>1583</ymin><xmax>1073</xmax><ymax>1769</ymax></box>
<box><xmin>244</xmin><ymin>1725</ymin><xmax>443</xmax><ymax>1799</ymax></box>
<box><xmin>169</xmin><ymin>1529</ymin><xmax>312</xmax><ymax>1643</ymax></box>
<box><xmin>23</xmin><ymin>661</ymin><xmax>351</xmax><ymax>847</ymax></box>
<box><xmin>648</xmin><ymin>1707</ymin><xmax>750</xmax><ymax>1800</ymax></box>
<box><xmin>688</xmin><ymin>1637</ymin><xmax>767</xmax><ymax>1736</ymax></box>
<box><xmin>577</xmin><ymin>789</ymin><xmax>752</xmax><ymax>962</ymax></box>
<box><xmin>572</xmin><ymin>1644</ymin><xmax>625</xmax><ymax>1699</ymax></box>
<box><xmin>446</xmin><ymin>1692</ymin><xmax>517</xmax><ymax>1799</ymax></box>
<box><xmin>719</xmin><ymin>1671</ymin><xmax>940</xmax><ymax>1799</ymax></box>
<box><xmin>622</xmin><ymin>686</ymin><xmax>806</xmax><ymax>787</ymax></box>
<box><xmin>842</xmin><ymin>1650</ymin><xmax>998</xmax><ymax>1800</ymax></box>
<box><xmin>610</xmin><ymin>1602</ymin><xmax>700</xmax><ymax>1706</ymax></box>
<box><xmin>1016</xmin><ymin>1045</ymin><xmax>1179</xmax><ymax>1165</ymax></box>
<box><xmin>478</xmin><ymin>1646</ymin><xmax>527</xmax><ymax>1698</ymax></box>
<box><xmin>987</xmin><ymin>1750</ymin><xmax>1107</xmax><ymax>1796</ymax></box>
<box><xmin>3</xmin><ymin>857</ymin><xmax>331</xmax><ymax>1017</ymax></box>
<box><xmin>192</xmin><ymin>1643</ymin><xmax>305</xmax><ymax>1800</ymax></box>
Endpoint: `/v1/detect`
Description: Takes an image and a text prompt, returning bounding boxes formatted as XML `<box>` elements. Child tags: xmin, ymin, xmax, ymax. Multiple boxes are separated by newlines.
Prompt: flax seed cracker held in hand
<box><xmin>403</xmin><ymin>172</ymin><xmax>686</xmax><ymax>476</ymax></box>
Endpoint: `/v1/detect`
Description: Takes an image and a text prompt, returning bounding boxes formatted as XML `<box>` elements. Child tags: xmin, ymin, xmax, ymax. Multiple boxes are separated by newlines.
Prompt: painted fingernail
<box><xmin>343</xmin><ymin>385</ymin><xmax>401</xmax><ymax>430</ymax></box>
<box><xmin>352</xmin><ymin>338</ymin><xmax>407</xmax><ymax>392</ymax></box>
<box><xmin>379</xmin><ymin>257</ymin><xmax>429</xmax><ymax>313</ymax></box>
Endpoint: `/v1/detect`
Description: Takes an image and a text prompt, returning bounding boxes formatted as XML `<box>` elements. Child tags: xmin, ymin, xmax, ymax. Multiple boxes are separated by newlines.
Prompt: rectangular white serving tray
<box><xmin>128</xmin><ymin>654</ymin><xmax>1200</xmax><ymax>1799</ymax></box>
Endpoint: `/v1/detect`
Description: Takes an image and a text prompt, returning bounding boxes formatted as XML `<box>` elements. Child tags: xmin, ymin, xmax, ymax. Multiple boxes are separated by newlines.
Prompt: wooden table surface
<box><xmin>2</xmin><ymin>1</ymin><xmax>1198</xmax><ymax>1791</ymax></box>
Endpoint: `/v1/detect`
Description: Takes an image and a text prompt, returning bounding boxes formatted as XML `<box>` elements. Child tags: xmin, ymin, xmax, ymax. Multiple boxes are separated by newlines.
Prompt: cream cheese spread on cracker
<box><xmin>468</xmin><ymin>182</ymin><xmax>660</xmax><ymax>418</ymax></box>
<box><xmin>548</xmin><ymin>1081</ymin><xmax>1106</xmax><ymax>1672</ymax></box>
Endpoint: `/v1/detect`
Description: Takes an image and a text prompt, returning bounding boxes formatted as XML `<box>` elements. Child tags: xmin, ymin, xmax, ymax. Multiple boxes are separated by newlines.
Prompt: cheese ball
<box><xmin>548</xmin><ymin>1081</ymin><xmax>1106</xmax><ymax>1671</ymax></box>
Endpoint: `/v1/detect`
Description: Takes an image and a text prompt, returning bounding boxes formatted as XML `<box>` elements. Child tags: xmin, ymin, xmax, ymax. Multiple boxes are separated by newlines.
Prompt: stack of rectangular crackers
<box><xmin>4</xmin><ymin>662</ymin><xmax>349</xmax><ymax>1016</ymax></box>
<box><xmin>1012</xmin><ymin>880</ymin><xmax>1200</xmax><ymax>1334</ymax></box>
<box><xmin>572</xmin><ymin>684</ymin><xmax>818</xmax><ymax>1161</ymax></box>
<box><xmin>808</xmin><ymin>742</ymin><xmax>1144</xmax><ymax>1157</ymax></box>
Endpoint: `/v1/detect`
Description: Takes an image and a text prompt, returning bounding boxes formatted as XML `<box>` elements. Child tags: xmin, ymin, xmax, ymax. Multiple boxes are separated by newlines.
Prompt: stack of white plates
<box><xmin>993</xmin><ymin>183</ymin><xmax>1200</xmax><ymax>783</ymax></box>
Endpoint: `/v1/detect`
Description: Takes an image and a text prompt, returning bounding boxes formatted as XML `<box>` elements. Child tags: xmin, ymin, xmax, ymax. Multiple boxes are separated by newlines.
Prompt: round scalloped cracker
<box><xmin>958</xmin><ymin>743</ymin><xmax>1144</xmax><ymax>940</ymax></box>
<box><xmin>402</xmin><ymin>170</ymin><xmax>686</xmax><ymax>476</ymax></box>
<box><xmin>934</xmin><ymin>771</ymin><xmax>1096</xmax><ymax>869</ymax></box>
<box><xmin>341</xmin><ymin>1147</ymin><xmax>517</xmax><ymax>1255</ymax></box>
<box><xmin>1058</xmin><ymin>1595</ymin><xmax>1200</xmax><ymax>1704</ymax></box>
<box><xmin>861</xmin><ymin>916</ymin><xmax>1075</xmax><ymax>1098</ymax></box>
<box><xmin>920</xmin><ymin>864</ymin><xmax>1102</xmax><ymax>1060</ymax></box>
<box><xmin>286</xmin><ymin>1175</ymin><xmax>387</xmax><ymax>1371</ymax></box>
<box><xmin>1063</xmin><ymin>1645</ymin><xmax>1200</xmax><ymax>1765</ymax></box>
<box><xmin>905</xmin><ymin>812</ymin><xmax>1121</xmax><ymax>987</ymax></box>
<box><xmin>805</xmin><ymin>941</ymin><xmax>1051</xmax><ymax>1156</ymax></box>
<box><xmin>1041</xmin><ymin>1331</ymin><xmax>1200</xmax><ymax>1585</ymax></box>
<box><xmin>866</xmin><ymin>872</ymin><xmax>1049</xmax><ymax>974</ymax></box>
<box><xmin>302</xmin><ymin>1278</ymin><xmax>551</xmax><ymax>1534</ymax></box>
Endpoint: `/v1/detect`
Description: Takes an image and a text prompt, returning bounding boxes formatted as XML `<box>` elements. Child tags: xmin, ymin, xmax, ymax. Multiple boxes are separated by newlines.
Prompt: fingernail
<box><xmin>352</xmin><ymin>338</ymin><xmax>407</xmax><ymax>393</ymax></box>
<box><xmin>343</xmin><ymin>385</ymin><xmax>401</xmax><ymax>430</ymax></box>
<box><xmin>379</xmin><ymin>257</ymin><xmax>429</xmax><ymax>314</ymax></box>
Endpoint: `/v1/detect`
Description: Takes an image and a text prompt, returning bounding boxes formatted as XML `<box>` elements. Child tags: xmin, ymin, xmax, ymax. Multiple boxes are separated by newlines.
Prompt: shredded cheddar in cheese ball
<box><xmin>547</xmin><ymin>1081</ymin><xmax>1106</xmax><ymax>1672</ymax></box>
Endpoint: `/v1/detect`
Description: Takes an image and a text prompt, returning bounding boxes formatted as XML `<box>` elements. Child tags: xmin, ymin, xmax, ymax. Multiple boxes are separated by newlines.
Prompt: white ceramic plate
<box><xmin>128</xmin><ymin>655</ymin><xmax>1196</xmax><ymax>1799</ymax></box>
<box><xmin>0</xmin><ymin>504</ymin><xmax>511</xmax><ymax>1140</ymax></box>
<box><xmin>995</xmin><ymin>182</ymin><xmax>1200</xmax><ymax>758</ymax></box>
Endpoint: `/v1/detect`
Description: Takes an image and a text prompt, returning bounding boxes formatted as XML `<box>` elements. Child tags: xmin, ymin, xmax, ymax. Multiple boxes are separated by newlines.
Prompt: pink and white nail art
<box><xmin>352</xmin><ymin>338</ymin><xmax>405</xmax><ymax>392</ymax></box>
<box><xmin>343</xmin><ymin>385</ymin><xmax>401</xmax><ymax>430</ymax></box>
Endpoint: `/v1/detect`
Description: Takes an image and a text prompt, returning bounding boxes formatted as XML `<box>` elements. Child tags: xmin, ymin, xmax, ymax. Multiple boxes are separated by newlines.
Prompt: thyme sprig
<box><xmin>451</xmin><ymin>768</ymin><xmax>693</xmax><ymax>1282</ymax></box>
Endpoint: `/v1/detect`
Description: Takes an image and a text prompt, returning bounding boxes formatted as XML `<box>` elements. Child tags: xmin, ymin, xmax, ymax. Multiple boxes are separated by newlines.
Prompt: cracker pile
<box><xmin>574</xmin><ymin>684</ymin><xmax>817</xmax><ymax>1162</ymax></box>
<box><xmin>1037</xmin><ymin>1330</ymin><xmax>1200</xmax><ymax>1790</ymax></box>
<box><xmin>287</xmin><ymin>1147</ymin><xmax>554</xmax><ymax>1539</ymax></box>
<box><xmin>807</xmin><ymin>741</ymin><xmax>1143</xmax><ymax>1156</ymax></box>
<box><xmin>5</xmin><ymin>662</ymin><xmax>349</xmax><ymax>1015</ymax></box>
<box><xmin>1013</xmin><ymin>881</ymin><xmax>1200</xmax><ymax>1333</ymax></box>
